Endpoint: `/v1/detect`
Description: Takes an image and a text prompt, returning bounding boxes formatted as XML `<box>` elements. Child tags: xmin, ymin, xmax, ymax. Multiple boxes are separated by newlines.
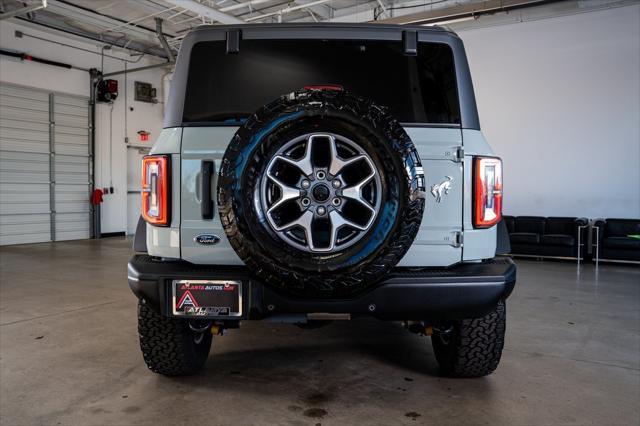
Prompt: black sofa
<box><xmin>503</xmin><ymin>216</ymin><xmax>588</xmax><ymax>258</ymax></box>
<box><xmin>593</xmin><ymin>219</ymin><xmax>640</xmax><ymax>262</ymax></box>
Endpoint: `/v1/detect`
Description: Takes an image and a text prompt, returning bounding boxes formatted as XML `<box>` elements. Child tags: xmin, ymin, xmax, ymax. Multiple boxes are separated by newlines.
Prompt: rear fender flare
<box><xmin>133</xmin><ymin>216</ymin><xmax>148</xmax><ymax>253</ymax></box>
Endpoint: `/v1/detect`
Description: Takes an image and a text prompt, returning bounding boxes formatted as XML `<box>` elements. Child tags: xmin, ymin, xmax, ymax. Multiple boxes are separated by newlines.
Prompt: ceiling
<box><xmin>0</xmin><ymin>0</ymin><xmax>632</xmax><ymax>60</ymax></box>
<box><xmin>0</xmin><ymin>0</ymin><xmax>474</xmax><ymax>58</ymax></box>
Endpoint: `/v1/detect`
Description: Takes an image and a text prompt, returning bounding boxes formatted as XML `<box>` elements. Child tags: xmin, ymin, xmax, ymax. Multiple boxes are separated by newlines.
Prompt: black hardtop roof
<box><xmin>189</xmin><ymin>22</ymin><xmax>455</xmax><ymax>35</ymax></box>
<box><xmin>183</xmin><ymin>22</ymin><xmax>460</xmax><ymax>43</ymax></box>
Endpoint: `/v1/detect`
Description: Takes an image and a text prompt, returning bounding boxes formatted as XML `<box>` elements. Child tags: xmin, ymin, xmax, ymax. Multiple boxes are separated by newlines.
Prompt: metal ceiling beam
<box><xmin>102</xmin><ymin>5</ymin><xmax>180</xmax><ymax>34</ymax></box>
<box><xmin>376</xmin><ymin>0</ymin><xmax>561</xmax><ymax>25</ymax></box>
<box><xmin>245</xmin><ymin>0</ymin><xmax>333</xmax><ymax>22</ymax></box>
<box><xmin>0</xmin><ymin>0</ymin><xmax>47</xmax><ymax>20</ymax></box>
<box><xmin>14</xmin><ymin>8</ymin><xmax>170</xmax><ymax>58</ymax></box>
<box><xmin>219</xmin><ymin>0</ymin><xmax>272</xmax><ymax>13</ymax></box>
<box><xmin>292</xmin><ymin>0</ymin><xmax>332</xmax><ymax>20</ymax></box>
<box><xmin>165</xmin><ymin>0</ymin><xmax>243</xmax><ymax>24</ymax></box>
<box><xmin>232</xmin><ymin>0</ymin><xmax>284</xmax><ymax>20</ymax></box>
<box><xmin>287</xmin><ymin>0</ymin><xmax>379</xmax><ymax>23</ymax></box>
<box><xmin>45</xmin><ymin>0</ymin><xmax>165</xmax><ymax>43</ymax></box>
<box><xmin>102</xmin><ymin>61</ymin><xmax>172</xmax><ymax>78</ymax></box>
<box><xmin>375</xmin><ymin>0</ymin><xmax>390</xmax><ymax>18</ymax></box>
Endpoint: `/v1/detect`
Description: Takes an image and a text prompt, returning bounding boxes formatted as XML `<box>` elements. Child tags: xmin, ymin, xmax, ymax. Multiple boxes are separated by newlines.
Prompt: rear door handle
<box><xmin>201</xmin><ymin>160</ymin><xmax>214</xmax><ymax>219</ymax></box>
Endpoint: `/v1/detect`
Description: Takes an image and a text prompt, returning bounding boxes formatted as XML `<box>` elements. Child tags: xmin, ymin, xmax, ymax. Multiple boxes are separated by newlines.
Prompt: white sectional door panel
<box><xmin>53</xmin><ymin>93</ymin><xmax>90</xmax><ymax>241</ymax></box>
<box><xmin>0</xmin><ymin>83</ymin><xmax>90</xmax><ymax>245</ymax></box>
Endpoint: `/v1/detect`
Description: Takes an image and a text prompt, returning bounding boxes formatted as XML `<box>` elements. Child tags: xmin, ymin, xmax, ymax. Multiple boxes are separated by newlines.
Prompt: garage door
<box><xmin>0</xmin><ymin>82</ymin><xmax>91</xmax><ymax>245</ymax></box>
<box><xmin>53</xmin><ymin>93</ymin><xmax>91</xmax><ymax>241</ymax></box>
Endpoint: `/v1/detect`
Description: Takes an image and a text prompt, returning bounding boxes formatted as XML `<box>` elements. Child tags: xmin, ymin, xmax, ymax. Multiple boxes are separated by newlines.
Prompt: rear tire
<box><xmin>431</xmin><ymin>301</ymin><xmax>506</xmax><ymax>377</ymax></box>
<box><xmin>137</xmin><ymin>300</ymin><xmax>212</xmax><ymax>376</ymax></box>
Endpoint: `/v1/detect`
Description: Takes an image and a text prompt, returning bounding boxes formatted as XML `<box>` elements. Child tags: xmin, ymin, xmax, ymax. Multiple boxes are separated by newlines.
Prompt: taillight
<box><xmin>141</xmin><ymin>155</ymin><xmax>170</xmax><ymax>226</ymax></box>
<box><xmin>473</xmin><ymin>157</ymin><xmax>502</xmax><ymax>228</ymax></box>
<box><xmin>303</xmin><ymin>84</ymin><xmax>343</xmax><ymax>91</ymax></box>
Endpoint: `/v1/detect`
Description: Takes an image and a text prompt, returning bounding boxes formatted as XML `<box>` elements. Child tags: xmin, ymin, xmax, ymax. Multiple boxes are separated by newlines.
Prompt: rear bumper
<box><xmin>128</xmin><ymin>256</ymin><xmax>516</xmax><ymax>321</ymax></box>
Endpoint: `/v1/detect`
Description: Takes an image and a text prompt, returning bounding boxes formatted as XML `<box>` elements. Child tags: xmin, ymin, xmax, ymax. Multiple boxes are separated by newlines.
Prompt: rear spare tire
<box><xmin>218</xmin><ymin>89</ymin><xmax>425</xmax><ymax>297</ymax></box>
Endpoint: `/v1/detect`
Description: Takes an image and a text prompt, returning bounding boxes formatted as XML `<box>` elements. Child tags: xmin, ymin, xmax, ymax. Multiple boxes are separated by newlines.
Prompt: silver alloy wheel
<box><xmin>259</xmin><ymin>133</ymin><xmax>382</xmax><ymax>253</ymax></box>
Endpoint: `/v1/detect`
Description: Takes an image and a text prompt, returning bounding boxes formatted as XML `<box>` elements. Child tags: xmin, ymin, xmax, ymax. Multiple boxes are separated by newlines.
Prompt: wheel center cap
<box><xmin>312</xmin><ymin>184</ymin><xmax>330</xmax><ymax>202</ymax></box>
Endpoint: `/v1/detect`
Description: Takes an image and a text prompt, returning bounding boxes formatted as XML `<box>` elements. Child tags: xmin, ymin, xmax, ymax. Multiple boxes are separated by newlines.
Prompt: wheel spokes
<box><xmin>273</xmin><ymin>134</ymin><xmax>322</xmax><ymax>176</ymax></box>
<box><xmin>328</xmin><ymin>210</ymin><xmax>368</xmax><ymax>250</ymax></box>
<box><xmin>271</xmin><ymin>208</ymin><xmax>313</xmax><ymax>235</ymax></box>
<box><xmin>273</xmin><ymin>154</ymin><xmax>313</xmax><ymax>177</ymax></box>
<box><xmin>266</xmin><ymin>171</ymin><xmax>301</xmax><ymax>214</ymax></box>
<box><xmin>262</xmin><ymin>132</ymin><xmax>381</xmax><ymax>253</ymax></box>
<box><xmin>341</xmin><ymin>160</ymin><xmax>376</xmax><ymax>213</ymax></box>
<box><xmin>328</xmin><ymin>135</ymin><xmax>367</xmax><ymax>176</ymax></box>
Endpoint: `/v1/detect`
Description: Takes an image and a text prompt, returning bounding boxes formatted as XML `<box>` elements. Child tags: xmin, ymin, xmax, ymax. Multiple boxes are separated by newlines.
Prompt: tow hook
<box><xmin>434</xmin><ymin>325</ymin><xmax>454</xmax><ymax>335</ymax></box>
<box><xmin>433</xmin><ymin>325</ymin><xmax>455</xmax><ymax>345</ymax></box>
<box><xmin>210</xmin><ymin>324</ymin><xmax>224</xmax><ymax>335</ymax></box>
<box><xmin>189</xmin><ymin>321</ymin><xmax>212</xmax><ymax>334</ymax></box>
<box><xmin>405</xmin><ymin>321</ymin><xmax>434</xmax><ymax>336</ymax></box>
<box><xmin>189</xmin><ymin>321</ymin><xmax>228</xmax><ymax>335</ymax></box>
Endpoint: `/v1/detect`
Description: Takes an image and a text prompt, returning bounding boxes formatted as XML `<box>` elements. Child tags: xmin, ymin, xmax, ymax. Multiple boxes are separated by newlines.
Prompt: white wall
<box><xmin>94</xmin><ymin>67</ymin><xmax>166</xmax><ymax>234</ymax></box>
<box><xmin>457</xmin><ymin>5</ymin><xmax>640</xmax><ymax>219</ymax></box>
<box><xmin>0</xmin><ymin>20</ymin><xmax>168</xmax><ymax>234</ymax></box>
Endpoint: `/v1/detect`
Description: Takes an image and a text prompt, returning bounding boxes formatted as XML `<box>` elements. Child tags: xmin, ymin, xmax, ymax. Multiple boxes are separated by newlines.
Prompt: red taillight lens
<box><xmin>473</xmin><ymin>157</ymin><xmax>502</xmax><ymax>228</ymax></box>
<box><xmin>303</xmin><ymin>84</ymin><xmax>343</xmax><ymax>91</ymax></box>
<box><xmin>141</xmin><ymin>155</ymin><xmax>170</xmax><ymax>226</ymax></box>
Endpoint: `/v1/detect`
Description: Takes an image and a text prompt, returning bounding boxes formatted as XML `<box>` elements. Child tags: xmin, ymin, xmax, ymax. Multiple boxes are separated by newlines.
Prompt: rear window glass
<box><xmin>183</xmin><ymin>39</ymin><xmax>460</xmax><ymax>125</ymax></box>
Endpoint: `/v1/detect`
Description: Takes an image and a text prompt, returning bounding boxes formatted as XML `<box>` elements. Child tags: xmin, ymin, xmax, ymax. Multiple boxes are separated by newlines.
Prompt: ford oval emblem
<box><xmin>194</xmin><ymin>234</ymin><xmax>221</xmax><ymax>245</ymax></box>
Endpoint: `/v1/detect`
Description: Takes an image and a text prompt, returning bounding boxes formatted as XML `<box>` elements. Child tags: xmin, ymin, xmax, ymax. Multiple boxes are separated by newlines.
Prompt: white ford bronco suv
<box><xmin>128</xmin><ymin>23</ymin><xmax>515</xmax><ymax>378</ymax></box>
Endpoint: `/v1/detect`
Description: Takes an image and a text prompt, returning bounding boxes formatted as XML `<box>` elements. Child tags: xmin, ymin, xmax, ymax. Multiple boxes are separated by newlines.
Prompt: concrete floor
<box><xmin>0</xmin><ymin>238</ymin><xmax>638</xmax><ymax>426</ymax></box>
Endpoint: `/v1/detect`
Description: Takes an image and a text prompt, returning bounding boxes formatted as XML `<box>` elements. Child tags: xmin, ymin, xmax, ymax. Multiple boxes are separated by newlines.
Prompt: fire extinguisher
<box><xmin>92</xmin><ymin>189</ymin><xmax>104</xmax><ymax>238</ymax></box>
<box><xmin>92</xmin><ymin>188</ymin><xmax>104</xmax><ymax>206</ymax></box>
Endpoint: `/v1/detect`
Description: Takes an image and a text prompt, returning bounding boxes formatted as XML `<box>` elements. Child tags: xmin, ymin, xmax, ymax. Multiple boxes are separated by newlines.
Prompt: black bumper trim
<box><xmin>128</xmin><ymin>256</ymin><xmax>516</xmax><ymax>321</ymax></box>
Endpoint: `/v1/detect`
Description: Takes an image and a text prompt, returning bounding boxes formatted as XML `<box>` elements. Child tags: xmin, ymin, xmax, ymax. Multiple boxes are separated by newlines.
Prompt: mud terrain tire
<box><xmin>431</xmin><ymin>301</ymin><xmax>507</xmax><ymax>377</ymax></box>
<box><xmin>138</xmin><ymin>300</ymin><xmax>212</xmax><ymax>376</ymax></box>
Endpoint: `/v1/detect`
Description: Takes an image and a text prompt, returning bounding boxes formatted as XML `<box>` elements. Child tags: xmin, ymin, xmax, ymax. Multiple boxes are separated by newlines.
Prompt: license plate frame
<box><xmin>171</xmin><ymin>280</ymin><xmax>242</xmax><ymax>318</ymax></box>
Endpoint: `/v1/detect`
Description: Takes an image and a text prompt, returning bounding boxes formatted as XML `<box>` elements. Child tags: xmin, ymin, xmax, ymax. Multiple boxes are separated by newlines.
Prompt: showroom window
<box><xmin>183</xmin><ymin>39</ymin><xmax>461</xmax><ymax>125</ymax></box>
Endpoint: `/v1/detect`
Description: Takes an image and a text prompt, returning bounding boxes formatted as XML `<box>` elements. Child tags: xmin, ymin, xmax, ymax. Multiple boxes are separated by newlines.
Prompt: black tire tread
<box><xmin>432</xmin><ymin>301</ymin><xmax>506</xmax><ymax>378</ymax></box>
<box><xmin>137</xmin><ymin>300</ymin><xmax>212</xmax><ymax>376</ymax></box>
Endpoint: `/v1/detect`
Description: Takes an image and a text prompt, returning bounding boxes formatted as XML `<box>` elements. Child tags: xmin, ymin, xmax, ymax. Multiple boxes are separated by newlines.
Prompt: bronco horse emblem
<box><xmin>431</xmin><ymin>176</ymin><xmax>453</xmax><ymax>203</ymax></box>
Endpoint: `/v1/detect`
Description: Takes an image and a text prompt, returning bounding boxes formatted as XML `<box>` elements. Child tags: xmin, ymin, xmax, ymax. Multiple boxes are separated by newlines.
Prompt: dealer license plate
<box><xmin>172</xmin><ymin>280</ymin><xmax>242</xmax><ymax>317</ymax></box>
